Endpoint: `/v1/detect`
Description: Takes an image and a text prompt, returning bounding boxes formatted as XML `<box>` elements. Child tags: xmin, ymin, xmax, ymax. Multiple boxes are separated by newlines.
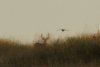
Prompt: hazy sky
<box><xmin>0</xmin><ymin>0</ymin><xmax>100</xmax><ymax>43</ymax></box>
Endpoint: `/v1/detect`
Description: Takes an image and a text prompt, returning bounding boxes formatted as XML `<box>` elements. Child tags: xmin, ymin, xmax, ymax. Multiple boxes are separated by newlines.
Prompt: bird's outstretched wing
<box><xmin>64</xmin><ymin>29</ymin><xmax>70</xmax><ymax>31</ymax></box>
<box><xmin>57</xmin><ymin>29</ymin><xmax>70</xmax><ymax>31</ymax></box>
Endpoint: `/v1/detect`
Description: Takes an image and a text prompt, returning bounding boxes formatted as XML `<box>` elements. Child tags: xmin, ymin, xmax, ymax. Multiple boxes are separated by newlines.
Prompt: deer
<box><xmin>34</xmin><ymin>33</ymin><xmax>50</xmax><ymax>48</ymax></box>
<box><xmin>41</xmin><ymin>33</ymin><xmax>50</xmax><ymax>46</ymax></box>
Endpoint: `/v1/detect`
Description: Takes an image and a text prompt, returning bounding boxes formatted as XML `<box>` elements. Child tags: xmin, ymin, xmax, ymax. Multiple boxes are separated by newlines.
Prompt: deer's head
<box><xmin>41</xmin><ymin>33</ymin><xmax>50</xmax><ymax>44</ymax></box>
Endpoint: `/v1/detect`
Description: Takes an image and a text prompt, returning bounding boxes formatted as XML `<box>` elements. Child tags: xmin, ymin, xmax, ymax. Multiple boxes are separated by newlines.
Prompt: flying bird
<box><xmin>57</xmin><ymin>29</ymin><xmax>70</xmax><ymax>32</ymax></box>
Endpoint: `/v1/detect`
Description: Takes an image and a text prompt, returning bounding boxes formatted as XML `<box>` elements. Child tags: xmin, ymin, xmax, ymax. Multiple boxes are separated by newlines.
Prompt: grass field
<box><xmin>0</xmin><ymin>33</ymin><xmax>100</xmax><ymax>67</ymax></box>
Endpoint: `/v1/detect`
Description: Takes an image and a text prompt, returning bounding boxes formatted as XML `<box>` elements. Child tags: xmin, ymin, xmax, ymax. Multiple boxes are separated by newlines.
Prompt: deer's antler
<box><xmin>41</xmin><ymin>33</ymin><xmax>50</xmax><ymax>44</ymax></box>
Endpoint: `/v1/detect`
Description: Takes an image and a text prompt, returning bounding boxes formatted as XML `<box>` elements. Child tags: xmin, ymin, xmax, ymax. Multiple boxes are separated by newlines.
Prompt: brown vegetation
<box><xmin>0</xmin><ymin>33</ymin><xmax>100</xmax><ymax>67</ymax></box>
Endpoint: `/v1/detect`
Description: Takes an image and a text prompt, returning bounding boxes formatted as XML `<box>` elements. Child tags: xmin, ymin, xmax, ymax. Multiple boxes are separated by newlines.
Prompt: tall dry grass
<box><xmin>0</xmin><ymin>33</ymin><xmax>100</xmax><ymax>67</ymax></box>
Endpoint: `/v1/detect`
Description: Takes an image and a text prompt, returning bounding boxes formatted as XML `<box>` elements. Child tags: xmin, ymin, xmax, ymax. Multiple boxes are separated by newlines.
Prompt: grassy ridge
<box><xmin>0</xmin><ymin>34</ymin><xmax>100</xmax><ymax>67</ymax></box>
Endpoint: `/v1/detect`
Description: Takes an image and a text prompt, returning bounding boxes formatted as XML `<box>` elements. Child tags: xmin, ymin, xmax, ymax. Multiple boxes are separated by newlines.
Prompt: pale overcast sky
<box><xmin>0</xmin><ymin>0</ymin><xmax>100</xmax><ymax>43</ymax></box>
